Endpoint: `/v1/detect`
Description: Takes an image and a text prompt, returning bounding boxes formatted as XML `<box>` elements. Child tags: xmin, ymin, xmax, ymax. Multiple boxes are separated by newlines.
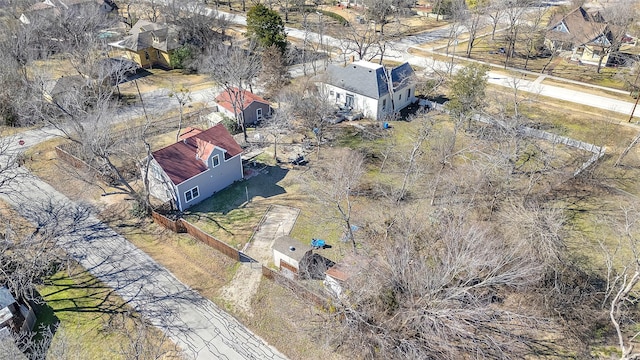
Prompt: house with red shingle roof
<box><xmin>148</xmin><ymin>124</ymin><xmax>243</xmax><ymax>211</ymax></box>
<box><xmin>215</xmin><ymin>88</ymin><xmax>272</xmax><ymax>126</ymax></box>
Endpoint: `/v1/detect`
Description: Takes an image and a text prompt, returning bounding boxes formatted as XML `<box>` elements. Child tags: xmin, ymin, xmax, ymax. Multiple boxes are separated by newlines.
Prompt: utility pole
<box><xmin>629</xmin><ymin>67</ymin><xmax>640</xmax><ymax>122</ymax></box>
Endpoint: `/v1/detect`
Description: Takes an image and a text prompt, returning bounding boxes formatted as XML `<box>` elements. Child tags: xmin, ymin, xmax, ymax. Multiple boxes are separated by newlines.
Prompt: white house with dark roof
<box><xmin>320</xmin><ymin>60</ymin><xmax>417</xmax><ymax>120</ymax></box>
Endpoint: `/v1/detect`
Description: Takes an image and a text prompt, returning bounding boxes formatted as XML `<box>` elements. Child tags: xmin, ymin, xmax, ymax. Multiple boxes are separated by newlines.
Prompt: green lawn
<box><xmin>34</xmin><ymin>266</ymin><xmax>177</xmax><ymax>359</ymax></box>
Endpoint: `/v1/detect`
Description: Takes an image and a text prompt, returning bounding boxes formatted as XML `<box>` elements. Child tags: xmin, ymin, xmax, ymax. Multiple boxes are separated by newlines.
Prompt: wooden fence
<box><xmin>55</xmin><ymin>145</ymin><xmax>115</xmax><ymax>185</ymax></box>
<box><xmin>151</xmin><ymin>210</ymin><xmax>240</xmax><ymax>261</ymax></box>
<box><xmin>262</xmin><ymin>266</ymin><xmax>328</xmax><ymax>308</ymax></box>
<box><xmin>150</xmin><ymin>211</ymin><xmax>186</xmax><ymax>233</ymax></box>
<box><xmin>152</xmin><ymin>209</ymin><xmax>331</xmax><ymax>308</ymax></box>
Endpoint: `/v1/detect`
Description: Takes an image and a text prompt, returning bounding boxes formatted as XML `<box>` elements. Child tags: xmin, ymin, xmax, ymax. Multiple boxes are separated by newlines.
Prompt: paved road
<box><xmin>0</xmin><ymin>83</ymin><xmax>286</xmax><ymax>359</ymax></box>
<box><xmin>210</xmin><ymin>7</ymin><xmax>640</xmax><ymax>119</ymax></box>
<box><xmin>0</xmin><ymin>163</ymin><xmax>287</xmax><ymax>360</ymax></box>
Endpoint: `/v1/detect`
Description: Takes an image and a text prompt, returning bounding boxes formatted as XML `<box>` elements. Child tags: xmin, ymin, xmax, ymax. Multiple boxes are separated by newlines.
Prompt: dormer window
<box><xmin>212</xmin><ymin>154</ymin><xmax>220</xmax><ymax>167</ymax></box>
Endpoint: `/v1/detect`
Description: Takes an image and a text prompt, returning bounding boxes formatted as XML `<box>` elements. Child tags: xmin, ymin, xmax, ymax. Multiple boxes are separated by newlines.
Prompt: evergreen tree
<box><xmin>246</xmin><ymin>4</ymin><xmax>287</xmax><ymax>53</ymax></box>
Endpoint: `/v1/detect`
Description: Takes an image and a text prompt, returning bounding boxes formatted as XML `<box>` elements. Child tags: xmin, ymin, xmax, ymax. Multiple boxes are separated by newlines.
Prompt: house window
<box><xmin>212</xmin><ymin>154</ymin><xmax>220</xmax><ymax>167</ymax></box>
<box><xmin>345</xmin><ymin>94</ymin><xmax>354</xmax><ymax>108</ymax></box>
<box><xmin>399</xmin><ymin>94</ymin><xmax>402</xmax><ymax>101</ymax></box>
<box><xmin>144</xmin><ymin>51</ymin><xmax>150</xmax><ymax>60</ymax></box>
<box><xmin>330</xmin><ymin>91</ymin><xmax>334</xmax><ymax>95</ymax></box>
<box><xmin>336</xmin><ymin>93</ymin><xmax>341</xmax><ymax>100</ymax></box>
<box><xmin>382</xmin><ymin>98</ymin><xmax>387</xmax><ymax>110</ymax></box>
<box><xmin>407</xmin><ymin>89</ymin><xmax>411</xmax><ymax>99</ymax></box>
<box><xmin>185</xmin><ymin>187</ymin><xmax>199</xmax><ymax>202</ymax></box>
<box><xmin>256</xmin><ymin>108</ymin><xmax>263</xmax><ymax>120</ymax></box>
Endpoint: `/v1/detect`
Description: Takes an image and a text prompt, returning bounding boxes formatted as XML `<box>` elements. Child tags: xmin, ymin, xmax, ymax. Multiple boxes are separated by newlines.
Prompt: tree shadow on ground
<box><xmin>188</xmin><ymin>164</ymin><xmax>289</xmax><ymax>216</ymax></box>
<box><xmin>39</xmin><ymin>271</ymin><xmax>130</xmax><ymax>316</ymax></box>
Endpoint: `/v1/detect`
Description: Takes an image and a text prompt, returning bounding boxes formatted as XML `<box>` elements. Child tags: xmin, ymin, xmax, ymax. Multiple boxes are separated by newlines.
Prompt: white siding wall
<box><xmin>322</xmin><ymin>84</ymin><xmax>379</xmax><ymax>119</ymax></box>
<box><xmin>273</xmin><ymin>250</ymin><xmax>300</xmax><ymax>270</ymax></box>
<box><xmin>322</xmin><ymin>83</ymin><xmax>417</xmax><ymax>121</ymax></box>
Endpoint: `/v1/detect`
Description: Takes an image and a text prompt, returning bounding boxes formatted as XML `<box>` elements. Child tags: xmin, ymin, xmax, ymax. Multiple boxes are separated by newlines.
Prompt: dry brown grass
<box><xmin>23</xmin><ymin>128</ymin><xmax>351</xmax><ymax>358</ymax></box>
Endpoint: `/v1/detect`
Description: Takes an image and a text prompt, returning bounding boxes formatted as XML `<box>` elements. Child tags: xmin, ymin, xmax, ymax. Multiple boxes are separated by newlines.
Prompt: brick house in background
<box><xmin>148</xmin><ymin>124</ymin><xmax>244</xmax><ymax>211</ymax></box>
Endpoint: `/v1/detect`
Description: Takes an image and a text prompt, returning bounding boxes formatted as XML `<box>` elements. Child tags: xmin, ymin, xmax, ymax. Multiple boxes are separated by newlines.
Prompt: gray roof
<box><xmin>325</xmin><ymin>60</ymin><xmax>415</xmax><ymax>99</ymax></box>
<box><xmin>0</xmin><ymin>287</ymin><xmax>15</xmax><ymax>309</ymax></box>
<box><xmin>121</xmin><ymin>22</ymin><xmax>180</xmax><ymax>52</ymax></box>
<box><xmin>273</xmin><ymin>236</ymin><xmax>311</xmax><ymax>262</ymax></box>
<box><xmin>391</xmin><ymin>62</ymin><xmax>415</xmax><ymax>90</ymax></box>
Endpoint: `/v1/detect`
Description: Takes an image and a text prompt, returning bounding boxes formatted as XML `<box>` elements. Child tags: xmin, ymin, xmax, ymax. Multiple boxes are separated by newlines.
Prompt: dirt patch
<box><xmin>218</xmin><ymin>264</ymin><xmax>262</xmax><ymax>316</ymax></box>
<box><xmin>218</xmin><ymin>205</ymin><xmax>300</xmax><ymax>316</ymax></box>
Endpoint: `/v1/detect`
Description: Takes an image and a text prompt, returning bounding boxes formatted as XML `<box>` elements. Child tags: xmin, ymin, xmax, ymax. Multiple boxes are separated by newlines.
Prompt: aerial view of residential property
<box><xmin>2</xmin><ymin>0</ymin><xmax>640</xmax><ymax>358</ymax></box>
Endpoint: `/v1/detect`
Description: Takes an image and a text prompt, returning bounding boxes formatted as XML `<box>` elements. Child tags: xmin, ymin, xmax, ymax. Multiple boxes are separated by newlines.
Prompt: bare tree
<box><xmin>307</xmin><ymin>149</ymin><xmax>364</xmax><ymax>252</ymax></box>
<box><xmin>487</xmin><ymin>0</ymin><xmax>504</xmax><ymax>40</ymax></box>
<box><xmin>601</xmin><ymin>207</ymin><xmax>640</xmax><ymax>360</ymax></box>
<box><xmin>204</xmin><ymin>45</ymin><xmax>261</xmax><ymax>142</ymax></box>
<box><xmin>167</xmin><ymin>85</ymin><xmax>192</xmax><ymax>142</ymax></box>
<box><xmin>462</xmin><ymin>6</ymin><xmax>488</xmax><ymax>58</ymax></box>
<box><xmin>501</xmin><ymin>0</ymin><xmax>530</xmax><ymax>68</ymax></box>
<box><xmin>260</xmin><ymin>93</ymin><xmax>293</xmax><ymax>160</ymax></box>
<box><xmin>328</xmin><ymin>208</ymin><xmax>555</xmax><ymax>359</ymax></box>
<box><xmin>288</xmin><ymin>84</ymin><xmax>335</xmax><ymax>157</ymax></box>
<box><xmin>363</xmin><ymin>0</ymin><xmax>396</xmax><ymax>35</ymax></box>
<box><xmin>596</xmin><ymin>0</ymin><xmax>637</xmax><ymax>73</ymax></box>
<box><xmin>259</xmin><ymin>45</ymin><xmax>291</xmax><ymax>99</ymax></box>
<box><xmin>0</xmin><ymin>200</ymin><xmax>94</xmax><ymax>304</ymax></box>
<box><xmin>396</xmin><ymin>116</ymin><xmax>432</xmax><ymax>203</ymax></box>
<box><xmin>338</xmin><ymin>22</ymin><xmax>388</xmax><ymax>63</ymax></box>
<box><xmin>519</xmin><ymin>6</ymin><xmax>547</xmax><ymax>70</ymax></box>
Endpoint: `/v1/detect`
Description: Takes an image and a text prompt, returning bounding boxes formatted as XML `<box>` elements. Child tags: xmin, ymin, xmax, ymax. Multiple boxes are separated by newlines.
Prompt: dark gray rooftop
<box><xmin>0</xmin><ymin>287</ymin><xmax>15</xmax><ymax>309</ymax></box>
<box><xmin>325</xmin><ymin>60</ymin><xmax>415</xmax><ymax>99</ymax></box>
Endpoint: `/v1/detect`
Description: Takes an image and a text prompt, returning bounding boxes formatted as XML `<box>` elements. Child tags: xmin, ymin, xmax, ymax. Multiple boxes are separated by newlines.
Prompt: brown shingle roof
<box><xmin>152</xmin><ymin>124</ymin><xmax>242</xmax><ymax>185</ymax></box>
<box><xmin>547</xmin><ymin>6</ymin><xmax>610</xmax><ymax>47</ymax></box>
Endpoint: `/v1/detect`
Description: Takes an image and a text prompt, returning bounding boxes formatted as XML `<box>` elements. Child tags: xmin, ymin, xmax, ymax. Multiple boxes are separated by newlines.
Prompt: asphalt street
<box><xmin>2</xmin><ymin>6</ymin><xmax>639</xmax><ymax>359</ymax></box>
<box><xmin>0</xmin><ymin>159</ymin><xmax>287</xmax><ymax>360</ymax></box>
<box><xmin>211</xmin><ymin>7</ymin><xmax>640</xmax><ymax>118</ymax></box>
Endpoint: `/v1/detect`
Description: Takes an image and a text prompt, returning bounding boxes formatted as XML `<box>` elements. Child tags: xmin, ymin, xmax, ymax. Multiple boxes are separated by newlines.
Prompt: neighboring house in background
<box><xmin>320</xmin><ymin>60</ymin><xmax>416</xmax><ymax>121</ymax></box>
<box><xmin>148</xmin><ymin>124</ymin><xmax>244</xmax><ymax>211</ymax></box>
<box><xmin>20</xmin><ymin>0</ymin><xmax>117</xmax><ymax>24</ymax></box>
<box><xmin>110</xmin><ymin>20</ymin><xmax>180</xmax><ymax>68</ymax></box>
<box><xmin>545</xmin><ymin>6</ymin><xmax>628</xmax><ymax>66</ymax></box>
<box><xmin>215</xmin><ymin>88</ymin><xmax>272</xmax><ymax>126</ymax></box>
<box><xmin>42</xmin><ymin>75</ymin><xmax>89</xmax><ymax>104</ymax></box>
